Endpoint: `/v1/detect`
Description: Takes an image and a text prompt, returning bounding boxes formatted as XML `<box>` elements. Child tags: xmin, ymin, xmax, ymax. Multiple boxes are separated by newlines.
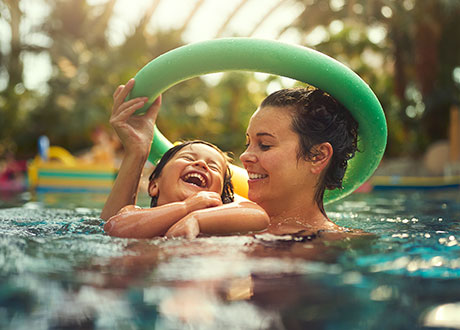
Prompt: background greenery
<box><xmin>1</xmin><ymin>0</ymin><xmax>459</xmax><ymax>162</ymax></box>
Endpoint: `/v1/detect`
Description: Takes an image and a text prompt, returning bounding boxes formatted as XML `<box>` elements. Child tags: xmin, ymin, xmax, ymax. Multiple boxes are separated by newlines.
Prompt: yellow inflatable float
<box><xmin>28</xmin><ymin>146</ymin><xmax>118</xmax><ymax>192</ymax></box>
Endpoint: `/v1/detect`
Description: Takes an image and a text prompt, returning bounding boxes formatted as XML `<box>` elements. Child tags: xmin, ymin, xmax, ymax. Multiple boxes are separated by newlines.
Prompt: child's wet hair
<box><xmin>149</xmin><ymin>140</ymin><xmax>234</xmax><ymax>207</ymax></box>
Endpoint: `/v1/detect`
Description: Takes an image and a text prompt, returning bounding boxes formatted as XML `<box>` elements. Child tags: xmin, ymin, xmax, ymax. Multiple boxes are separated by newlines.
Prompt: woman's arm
<box><xmin>104</xmin><ymin>191</ymin><xmax>223</xmax><ymax>238</ymax></box>
<box><xmin>100</xmin><ymin>79</ymin><xmax>161</xmax><ymax>220</ymax></box>
<box><xmin>165</xmin><ymin>201</ymin><xmax>269</xmax><ymax>238</ymax></box>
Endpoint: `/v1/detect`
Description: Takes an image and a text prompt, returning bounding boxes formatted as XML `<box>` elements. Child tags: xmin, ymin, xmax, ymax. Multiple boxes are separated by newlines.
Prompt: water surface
<box><xmin>1</xmin><ymin>189</ymin><xmax>459</xmax><ymax>329</ymax></box>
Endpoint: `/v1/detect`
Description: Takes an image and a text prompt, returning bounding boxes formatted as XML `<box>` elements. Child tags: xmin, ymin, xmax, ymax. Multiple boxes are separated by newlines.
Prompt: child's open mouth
<box><xmin>181</xmin><ymin>172</ymin><xmax>208</xmax><ymax>188</ymax></box>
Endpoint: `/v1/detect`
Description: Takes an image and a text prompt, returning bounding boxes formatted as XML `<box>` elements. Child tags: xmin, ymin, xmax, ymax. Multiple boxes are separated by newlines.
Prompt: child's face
<box><xmin>151</xmin><ymin>144</ymin><xmax>227</xmax><ymax>205</ymax></box>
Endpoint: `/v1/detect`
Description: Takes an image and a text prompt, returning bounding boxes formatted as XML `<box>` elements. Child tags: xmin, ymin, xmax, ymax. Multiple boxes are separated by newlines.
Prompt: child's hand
<box><xmin>110</xmin><ymin>78</ymin><xmax>162</xmax><ymax>157</ymax></box>
<box><xmin>165</xmin><ymin>214</ymin><xmax>199</xmax><ymax>239</ymax></box>
<box><xmin>184</xmin><ymin>191</ymin><xmax>222</xmax><ymax>213</ymax></box>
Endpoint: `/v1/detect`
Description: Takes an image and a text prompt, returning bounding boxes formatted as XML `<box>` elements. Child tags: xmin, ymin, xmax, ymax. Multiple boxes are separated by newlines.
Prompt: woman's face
<box><xmin>151</xmin><ymin>144</ymin><xmax>227</xmax><ymax>205</ymax></box>
<box><xmin>240</xmin><ymin>106</ymin><xmax>316</xmax><ymax>217</ymax></box>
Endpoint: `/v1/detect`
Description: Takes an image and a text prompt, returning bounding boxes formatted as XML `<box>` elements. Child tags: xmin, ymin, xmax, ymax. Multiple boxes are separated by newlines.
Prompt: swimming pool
<box><xmin>1</xmin><ymin>188</ymin><xmax>459</xmax><ymax>329</ymax></box>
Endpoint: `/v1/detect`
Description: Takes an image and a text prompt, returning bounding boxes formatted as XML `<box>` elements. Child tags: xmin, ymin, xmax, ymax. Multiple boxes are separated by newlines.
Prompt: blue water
<box><xmin>0</xmin><ymin>189</ymin><xmax>459</xmax><ymax>329</ymax></box>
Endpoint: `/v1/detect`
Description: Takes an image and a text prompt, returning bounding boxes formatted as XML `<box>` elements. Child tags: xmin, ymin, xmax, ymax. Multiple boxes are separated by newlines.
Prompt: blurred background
<box><xmin>1</xmin><ymin>0</ymin><xmax>460</xmax><ymax>182</ymax></box>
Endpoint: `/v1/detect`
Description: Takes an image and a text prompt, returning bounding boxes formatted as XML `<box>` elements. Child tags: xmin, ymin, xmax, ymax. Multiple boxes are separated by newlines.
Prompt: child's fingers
<box><xmin>205</xmin><ymin>194</ymin><xmax>223</xmax><ymax>208</ymax></box>
<box><xmin>209</xmin><ymin>198</ymin><xmax>223</xmax><ymax>207</ymax></box>
<box><xmin>112</xmin><ymin>97</ymin><xmax>148</xmax><ymax>121</ymax></box>
<box><xmin>113</xmin><ymin>85</ymin><xmax>124</xmax><ymax>100</ymax></box>
<box><xmin>144</xmin><ymin>94</ymin><xmax>162</xmax><ymax>121</ymax></box>
<box><xmin>198</xmin><ymin>191</ymin><xmax>223</xmax><ymax>207</ymax></box>
<box><xmin>111</xmin><ymin>99</ymin><xmax>147</xmax><ymax>123</ymax></box>
<box><xmin>206</xmin><ymin>191</ymin><xmax>224</xmax><ymax>203</ymax></box>
<box><xmin>113</xmin><ymin>78</ymin><xmax>135</xmax><ymax>111</ymax></box>
<box><xmin>119</xmin><ymin>97</ymin><xmax>148</xmax><ymax>112</ymax></box>
<box><xmin>198</xmin><ymin>191</ymin><xmax>221</xmax><ymax>198</ymax></box>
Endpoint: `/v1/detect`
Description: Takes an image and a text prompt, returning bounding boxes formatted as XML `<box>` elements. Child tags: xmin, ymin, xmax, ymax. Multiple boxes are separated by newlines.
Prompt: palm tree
<box><xmin>289</xmin><ymin>0</ymin><xmax>460</xmax><ymax>155</ymax></box>
<box><xmin>0</xmin><ymin>0</ymin><xmax>48</xmax><ymax>156</ymax></box>
<box><xmin>215</xmin><ymin>0</ymin><xmax>250</xmax><ymax>38</ymax></box>
<box><xmin>177</xmin><ymin>0</ymin><xmax>206</xmax><ymax>35</ymax></box>
<box><xmin>248</xmin><ymin>0</ymin><xmax>290</xmax><ymax>37</ymax></box>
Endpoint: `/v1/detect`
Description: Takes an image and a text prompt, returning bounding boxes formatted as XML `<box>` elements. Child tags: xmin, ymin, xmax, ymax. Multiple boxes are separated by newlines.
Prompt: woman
<box><xmin>240</xmin><ymin>87</ymin><xmax>359</xmax><ymax>235</ymax></box>
<box><xmin>101</xmin><ymin>79</ymin><xmax>358</xmax><ymax>237</ymax></box>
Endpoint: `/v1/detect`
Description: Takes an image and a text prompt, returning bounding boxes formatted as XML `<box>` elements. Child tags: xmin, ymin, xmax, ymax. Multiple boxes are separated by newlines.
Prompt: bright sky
<box><xmin>108</xmin><ymin>0</ymin><xmax>305</xmax><ymax>44</ymax></box>
<box><xmin>0</xmin><ymin>0</ymin><xmax>308</xmax><ymax>92</ymax></box>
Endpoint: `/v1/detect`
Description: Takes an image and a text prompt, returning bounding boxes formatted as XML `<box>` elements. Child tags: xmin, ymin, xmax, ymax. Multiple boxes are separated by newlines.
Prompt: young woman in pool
<box><xmin>101</xmin><ymin>79</ymin><xmax>268</xmax><ymax>238</ymax></box>
<box><xmin>239</xmin><ymin>87</ymin><xmax>359</xmax><ymax>235</ymax></box>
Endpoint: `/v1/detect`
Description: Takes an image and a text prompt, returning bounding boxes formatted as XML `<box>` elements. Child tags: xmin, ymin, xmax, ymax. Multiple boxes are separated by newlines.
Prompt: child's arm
<box><xmin>104</xmin><ymin>191</ymin><xmax>223</xmax><ymax>238</ymax></box>
<box><xmin>164</xmin><ymin>200</ymin><xmax>269</xmax><ymax>238</ymax></box>
<box><xmin>100</xmin><ymin>150</ymin><xmax>147</xmax><ymax>221</ymax></box>
<box><xmin>100</xmin><ymin>79</ymin><xmax>161</xmax><ymax>220</ymax></box>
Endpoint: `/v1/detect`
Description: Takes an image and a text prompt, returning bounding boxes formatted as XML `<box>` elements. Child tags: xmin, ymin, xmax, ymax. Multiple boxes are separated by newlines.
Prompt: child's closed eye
<box><xmin>208</xmin><ymin>163</ymin><xmax>221</xmax><ymax>171</ymax></box>
<box><xmin>182</xmin><ymin>155</ymin><xmax>195</xmax><ymax>161</ymax></box>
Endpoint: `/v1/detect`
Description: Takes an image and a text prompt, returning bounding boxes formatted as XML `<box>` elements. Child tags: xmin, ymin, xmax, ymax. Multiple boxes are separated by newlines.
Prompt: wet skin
<box><xmin>240</xmin><ymin>106</ymin><xmax>317</xmax><ymax>220</ymax></box>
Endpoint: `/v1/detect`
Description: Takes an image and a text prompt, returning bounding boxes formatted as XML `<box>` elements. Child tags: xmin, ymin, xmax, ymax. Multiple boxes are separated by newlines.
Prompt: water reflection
<box><xmin>72</xmin><ymin>232</ymin><xmax>375</xmax><ymax>329</ymax></box>
<box><xmin>0</xmin><ymin>189</ymin><xmax>459</xmax><ymax>328</ymax></box>
<box><xmin>423</xmin><ymin>302</ymin><xmax>460</xmax><ymax>329</ymax></box>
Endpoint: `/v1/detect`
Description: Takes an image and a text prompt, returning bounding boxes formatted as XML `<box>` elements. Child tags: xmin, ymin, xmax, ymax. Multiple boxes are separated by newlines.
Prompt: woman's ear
<box><xmin>310</xmin><ymin>142</ymin><xmax>333</xmax><ymax>175</ymax></box>
<box><xmin>148</xmin><ymin>180</ymin><xmax>159</xmax><ymax>198</ymax></box>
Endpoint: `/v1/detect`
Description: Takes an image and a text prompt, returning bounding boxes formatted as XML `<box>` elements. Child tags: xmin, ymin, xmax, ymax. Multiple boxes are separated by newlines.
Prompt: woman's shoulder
<box><xmin>262</xmin><ymin>220</ymin><xmax>374</xmax><ymax>240</ymax></box>
<box><xmin>233</xmin><ymin>194</ymin><xmax>250</xmax><ymax>202</ymax></box>
<box><xmin>317</xmin><ymin>227</ymin><xmax>375</xmax><ymax>240</ymax></box>
<box><xmin>117</xmin><ymin>204</ymin><xmax>142</xmax><ymax>214</ymax></box>
<box><xmin>232</xmin><ymin>195</ymin><xmax>265</xmax><ymax>209</ymax></box>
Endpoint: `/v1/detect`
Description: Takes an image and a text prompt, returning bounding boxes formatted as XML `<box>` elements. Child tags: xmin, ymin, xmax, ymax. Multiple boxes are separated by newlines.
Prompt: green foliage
<box><xmin>155</xmin><ymin>72</ymin><xmax>266</xmax><ymax>162</ymax></box>
<box><xmin>0</xmin><ymin>0</ymin><xmax>459</xmax><ymax>160</ymax></box>
<box><xmin>290</xmin><ymin>0</ymin><xmax>460</xmax><ymax>156</ymax></box>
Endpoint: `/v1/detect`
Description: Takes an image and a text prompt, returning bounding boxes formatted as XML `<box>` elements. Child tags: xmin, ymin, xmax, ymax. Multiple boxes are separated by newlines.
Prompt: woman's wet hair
<box><xmin>149</xmin><ymin>140</ymin><xmax>234</xmax><ymax>207</ymax></box>
<box><xmin>260</xmin><ymin>87</ymin><xmax>359</xmax><ymax>216</ymax></box>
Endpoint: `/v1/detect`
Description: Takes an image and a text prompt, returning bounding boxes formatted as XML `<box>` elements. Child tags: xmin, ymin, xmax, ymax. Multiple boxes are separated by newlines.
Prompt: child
<box><xmin>101</xmin><ymin>79</ymin><xmax>268</xmax><ymax>238</ymax></box>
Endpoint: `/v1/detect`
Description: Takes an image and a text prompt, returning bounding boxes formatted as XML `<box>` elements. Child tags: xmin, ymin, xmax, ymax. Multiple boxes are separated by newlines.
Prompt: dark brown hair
<box><xmin>261</xmin><ymin>87</ymin><xmax>359</xmax><ymax>216</ymax></box>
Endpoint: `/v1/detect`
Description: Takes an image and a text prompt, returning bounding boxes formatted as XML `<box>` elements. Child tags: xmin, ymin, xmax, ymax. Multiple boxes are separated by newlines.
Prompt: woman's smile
<box><xmin>240</xmin><ymin>106</ymin><xmax>316</xmax><ymax>217</ymax></box>
<box><xmin>247</xmin><ymin>172</ymin><xmax>268</xmax><ymax>181</ymax></box>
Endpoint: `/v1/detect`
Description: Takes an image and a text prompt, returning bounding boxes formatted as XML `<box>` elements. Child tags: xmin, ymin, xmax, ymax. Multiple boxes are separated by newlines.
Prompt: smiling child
<box><xmin>101</xmin><ymin>79</ymin><xmax>268</xmax><ymax>239</ymax></box>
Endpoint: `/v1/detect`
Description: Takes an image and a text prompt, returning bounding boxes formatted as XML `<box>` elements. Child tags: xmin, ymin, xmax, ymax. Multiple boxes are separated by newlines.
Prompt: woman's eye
<box><xmin>259</xmin><ymin>144</ymin><xmax>271</xmax><ymax>151</ymax></box>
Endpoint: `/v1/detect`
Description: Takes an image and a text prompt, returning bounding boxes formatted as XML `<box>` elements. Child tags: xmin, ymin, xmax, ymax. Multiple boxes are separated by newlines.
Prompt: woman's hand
<box><xmin>110</xmin><ymin>78</ymin><xmax>162</xmax><ymax>157</ymax></box>
<box><xmin>184</xmin><ymin>191</ymin><xmax>223</xmax><ymax>213</ymax></box>
<box><xmin>165</xmin><ymin>214</ymin><xmax>200</xmax><ymax>239</ymax></box>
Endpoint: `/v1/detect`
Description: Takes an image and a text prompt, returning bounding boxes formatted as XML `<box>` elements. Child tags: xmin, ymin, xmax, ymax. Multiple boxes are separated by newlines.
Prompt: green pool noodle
<box><xmin>128</xmin><ymin>38</ymin><xmax>387</xmax><ymax>204</ymax></box>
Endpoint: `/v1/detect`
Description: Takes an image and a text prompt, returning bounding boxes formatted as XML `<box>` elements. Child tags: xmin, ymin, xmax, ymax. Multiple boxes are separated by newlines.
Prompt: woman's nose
<box><xmin>240</xmin><ymin>148</ymin><xmax>256</xmax><ymax>163</ymax></box>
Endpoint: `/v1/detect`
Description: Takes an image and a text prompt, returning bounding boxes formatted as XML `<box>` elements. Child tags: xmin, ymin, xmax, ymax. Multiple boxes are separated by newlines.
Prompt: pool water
<box><xmin>1</xmin><ymin>189</ymin><xmax>459</xmax><ymax>329</ymax></box>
